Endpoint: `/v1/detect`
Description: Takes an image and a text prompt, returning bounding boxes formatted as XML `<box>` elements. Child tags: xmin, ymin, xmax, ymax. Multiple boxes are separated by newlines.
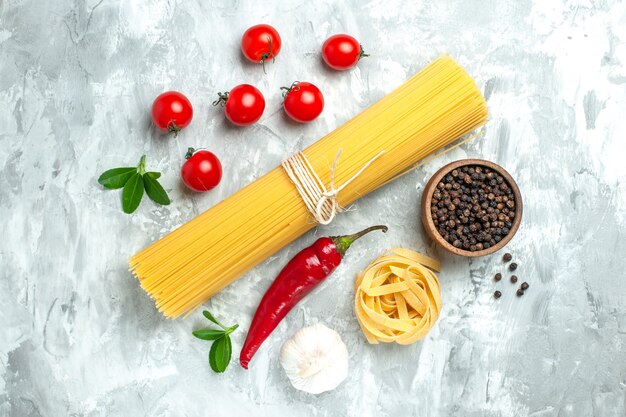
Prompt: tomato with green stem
<box><xmin>321</xmin><ymin>34</ymin><xmax>368</xmax><ymax>70</ymax></box>
<box><xmin>213</xmin><ymin>84</ymin><xmax>265</xmax><ymax>126</ymax></box>
<box><xmin>281</xmin><ymin>81</ymin><xmax>324</xmax><ymax>123</ymax></box>
<box><xmin>181</xmin><ymin>148</ymin><xmax>222</xmax><ymax>192</ymax></box>
<box><xmin>241</xmin><ymin>24</ymin><xmax>282</xmax><ymax>72</ymax></box>
<box><xmin>151</xmin><ymin>91</ymin><xmax>193</xmax><ymax>137</ymax></box>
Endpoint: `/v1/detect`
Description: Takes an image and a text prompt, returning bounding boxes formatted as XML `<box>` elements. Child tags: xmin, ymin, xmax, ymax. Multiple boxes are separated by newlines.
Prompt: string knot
<box><xmin>281</xmin><ymin>148</ymin><xmax>384</xmax><ymax>225</ymax></box>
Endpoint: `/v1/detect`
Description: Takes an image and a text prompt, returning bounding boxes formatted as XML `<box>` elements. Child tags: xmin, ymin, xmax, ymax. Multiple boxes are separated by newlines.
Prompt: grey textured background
<box><xmin>2</xmin><ymin>0</ymin><xmax>626</xmax><ymax>416</ymax></box>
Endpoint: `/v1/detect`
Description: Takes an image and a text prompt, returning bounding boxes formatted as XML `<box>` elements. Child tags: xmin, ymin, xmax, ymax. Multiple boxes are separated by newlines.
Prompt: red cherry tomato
<box><xmin>281</xmin><ymin>82</ymin><xmax>324</xmax><ymax>123</ymax></box>
<box><xmin>213</xmin><ymin>84</ymin><xmax>265</xmax><ymax>126</ymax></box>
<box><xmin>241</xmin><ymin>24</ymin><xmax>282</xmax><ymax>70</ymax></box>
<box><xmin>181</xmin><ymin>148</ymin><xmax>222</xmax><ymax>192</ymax></box>
<box><xmin>151</xmin><ymin>91</ymin><xmax>193</xmax><ymax>136</ymax></box>
<box><xmin>321</xmin><ymin>34</ymin><xmax>368</xmax><ymax>70</ymax></box>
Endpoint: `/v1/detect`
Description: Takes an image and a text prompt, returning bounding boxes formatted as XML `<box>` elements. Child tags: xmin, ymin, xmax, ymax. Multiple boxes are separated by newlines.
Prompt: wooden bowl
<box><xmin>421</xmin><ymin>159</ymin><xmax>522</xmax><ymax>257</ymax></box>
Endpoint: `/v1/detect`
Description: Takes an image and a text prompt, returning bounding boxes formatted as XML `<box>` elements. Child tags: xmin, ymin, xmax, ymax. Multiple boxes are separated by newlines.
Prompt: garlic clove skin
<box><xmin>279</xmin><ymin>323</ymin><xmax>349</xmax><ymax>394</ymax></box>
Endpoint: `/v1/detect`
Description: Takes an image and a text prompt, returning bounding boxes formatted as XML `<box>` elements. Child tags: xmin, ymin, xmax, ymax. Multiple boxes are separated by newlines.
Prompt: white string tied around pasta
<box><xmin>282</xmin><ymin>149</ymin><xmax>385</xmax><ymax>225</ymax></box>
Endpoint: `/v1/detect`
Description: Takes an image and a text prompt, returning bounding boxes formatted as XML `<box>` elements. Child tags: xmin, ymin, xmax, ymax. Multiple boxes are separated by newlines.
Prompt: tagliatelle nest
<box><xmin>354</xmin><ymin>248</ymin><xmax>442</xmax><ymax>344</ymax></box>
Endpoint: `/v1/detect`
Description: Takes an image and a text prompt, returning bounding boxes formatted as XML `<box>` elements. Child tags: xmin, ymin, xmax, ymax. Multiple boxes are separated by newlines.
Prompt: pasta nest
<box><xmin>354</xmin><ymin>248</ymin><xmax>442</xmax><ymax>344</ymax></box>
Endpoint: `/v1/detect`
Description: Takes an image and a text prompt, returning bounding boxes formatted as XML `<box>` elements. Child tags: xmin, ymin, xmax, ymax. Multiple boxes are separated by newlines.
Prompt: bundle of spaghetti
<box><xmin>130</xmin><ymin>56</ymin><xmax>488</xmax><ymax>318</ymax></box>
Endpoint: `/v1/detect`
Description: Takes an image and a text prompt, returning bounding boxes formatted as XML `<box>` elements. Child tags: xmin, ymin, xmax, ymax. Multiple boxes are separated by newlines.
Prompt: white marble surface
<box><xmin>2</xmin><ymin>0</ymin><xmax>626</xmax><ymax>416</ymax></box>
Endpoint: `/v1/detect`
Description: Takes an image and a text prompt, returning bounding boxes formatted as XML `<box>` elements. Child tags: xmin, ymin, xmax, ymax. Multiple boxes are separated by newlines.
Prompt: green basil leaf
<box><xmin>209</xmin><ymin>335</ymin><xmax>232</xmax><ymax>373</ymax></box>
<box><xmin>208</xmin><ymin>341</ymin><xmax>219</xmax><ymax>372</ymax></box>
<box><xmin>192</xmin><ymin>328</ymin><xmax>225</xmax><ymax>341</ymax></box>
<box><xmin>143</xmin><ymin>174</ymin><xmax>170</xmax><ymax>205</ymax></box>
<box><xmin>202</xmin><ymin>310</ymin><xmax>222</xmax><ymax>327</ymax></box>
<box><xmin>98</xmin><ymin>167</ymin><xmax>136</xmax><ymax>189</ymax></box>
<box><xmin>146</xmin><ymin>171</ymin><xmax>161</xmax><ymax>180</ymax></box>
<box><xmin>122</xmin><ymin>173</ymin><xmax>144</xmax><ymax>214</ymax></box>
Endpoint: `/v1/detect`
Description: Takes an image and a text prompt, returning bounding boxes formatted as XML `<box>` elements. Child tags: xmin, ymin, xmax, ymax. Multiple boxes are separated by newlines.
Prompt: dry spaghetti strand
<box><xmin>130</xmin><ymin>56</ymin><xmax>488</xmax><ymax>318</ymax></box>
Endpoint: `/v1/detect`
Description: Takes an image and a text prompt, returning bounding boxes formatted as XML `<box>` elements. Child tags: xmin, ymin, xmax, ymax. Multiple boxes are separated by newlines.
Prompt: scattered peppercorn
<box><xmin>503</xmin><ymin>253</ymin><xmax>512</xmax><ymax>262</ymax></box>
<box><xmin>494</xmin><ymin>273</ymin><xmax>502</xmax><ymax>281</ymax></box>
<box><xmin>494</xmin><ymin>290</ymin><xmax>502</xmax><ymax>299</ymax></box>
<box><xmin>516</xmin><ymin>288</ymin><xmax>524</xmax><ymax>296</ymax></box>
<box><xmin>510</xmin><ymin>275</ymin><xmax>518</xmax><ymax>283</ymax></box>
<box><xmin>521</xmin><ymin>282</ymin><xmax>529</xmax><ymax>290</ymax></box>
<box><xmin>430</xmin><ymin>165</ymin><xmax>516</xmax><ymax>252</ymax></box>
<box><xmin>509</xmin><ymin>262</ymin><xmax>518</xmax><ymax>271</ymax></box>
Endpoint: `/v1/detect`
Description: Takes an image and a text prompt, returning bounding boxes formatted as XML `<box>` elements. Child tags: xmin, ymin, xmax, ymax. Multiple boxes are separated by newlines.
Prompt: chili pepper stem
<box><xmin>331</xmin><ymin>225</ymin><xmax>388</xmax><ymax>257</ymax></box>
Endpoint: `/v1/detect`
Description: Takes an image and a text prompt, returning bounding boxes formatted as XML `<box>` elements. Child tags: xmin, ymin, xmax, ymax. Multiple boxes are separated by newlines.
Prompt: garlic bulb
<box><xmin>279</xmin><ymin>323</ymin><xmax>349</xmax><ymax>394</ymax></box>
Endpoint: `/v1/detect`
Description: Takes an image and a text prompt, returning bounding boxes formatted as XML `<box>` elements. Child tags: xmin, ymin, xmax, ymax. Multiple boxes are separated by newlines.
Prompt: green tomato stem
<box><xmin>359</xmin><ymin>44</ymin><xmax>370</xmax><ymax>59</ymax></box>
<box><xmin>212</xmin><ymin>92</ymin><xmax>229</xmax><ymax>107</ymax></box>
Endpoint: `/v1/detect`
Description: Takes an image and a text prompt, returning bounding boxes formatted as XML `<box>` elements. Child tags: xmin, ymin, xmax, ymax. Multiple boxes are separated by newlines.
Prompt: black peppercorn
<box><xmin>516</xmin><ymin>288</ymin><xmax>524</xmax><ymax>297</ymax></box>
<box><xmin>494</xmin><ymin>273</ymin><xmax>502</xmax><ymax>281</ymax></box>
<box><xmin>510</xmin><ymin>275</ymin><xmax>518</xmax><ymax>283</ymax></box>
<box><xmin>494</xmin><ymin>290</ymin><xmax>502</xmax><ymax>299</ymax></box>
<box><xmin>521</xmin><ymin>282</ymin><xmax>529</xmax><ymax>290</ymax></box>
<box><xmin>503</xmin><ymin>253</ymin><xmax>512</xmax><ymax>262</ymax></box>
<box><xmin>509</xmin><ymin>262</ymin><xmax>518</xmax><ymax>271</ymax></box>
<box><xmin>430</xmin><ymin>165</ymin><xmax>516</xmax><ymax>252</ymax></box>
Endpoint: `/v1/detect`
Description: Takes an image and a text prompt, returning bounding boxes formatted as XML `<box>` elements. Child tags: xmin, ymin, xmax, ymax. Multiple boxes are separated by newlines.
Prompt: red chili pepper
<box><xmin>239</xmin><ymin>225</ymin><xmax>388</xmax><ymax>369</ymax></box>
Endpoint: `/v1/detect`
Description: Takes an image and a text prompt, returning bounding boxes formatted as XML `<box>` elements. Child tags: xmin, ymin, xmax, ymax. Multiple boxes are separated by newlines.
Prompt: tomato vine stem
<box><xmin>359</xmin><ymin>44</ymin><xmax>370</xmax><ymax>60</ymax></box>
<box><xmin>212</xmin><ymin>92</ymin><xmax>229</xmax><ymax>107</ymax></box>
<box><xmin>260</xmin><ymin>36</ymin><xmax>275</xmax><ymax>74</ymax></box>
<box><xmin>167</xmin><ymin>120</ymin><xmax>181</xmax><ymax>137</ymax></box>
<box><xmin>280</xmin><ymin>81</ymin><xmax>300</xmax><ymax>100</ymax></box>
